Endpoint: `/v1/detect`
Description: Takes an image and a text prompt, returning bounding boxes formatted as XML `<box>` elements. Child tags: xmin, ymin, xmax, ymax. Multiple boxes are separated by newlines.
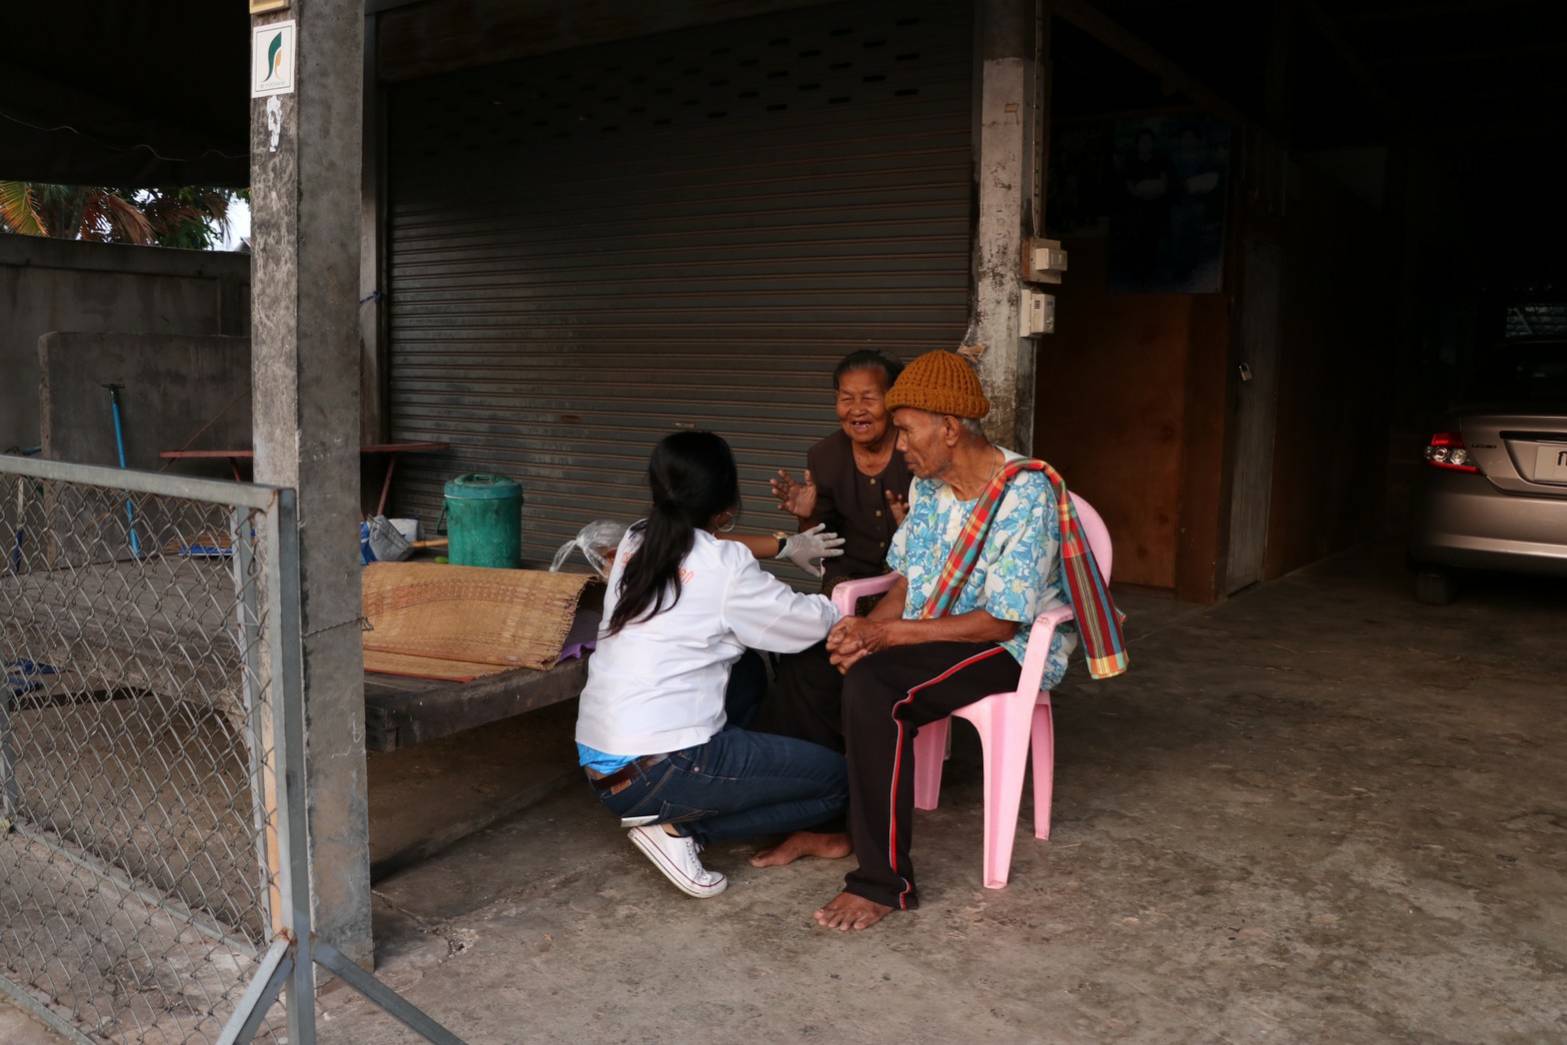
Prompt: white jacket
<box><xmin>575</xmin><ymin>528</ymin><xmax>839</xmax><ymax>756</ymax></box>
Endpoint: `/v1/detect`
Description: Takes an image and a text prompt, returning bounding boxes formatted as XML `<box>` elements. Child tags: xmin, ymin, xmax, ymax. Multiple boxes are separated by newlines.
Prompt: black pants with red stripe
<box><xmin>754</xmin><ymin>641</ymin><xmax>1021</xmax><ymax>910</ymax></box>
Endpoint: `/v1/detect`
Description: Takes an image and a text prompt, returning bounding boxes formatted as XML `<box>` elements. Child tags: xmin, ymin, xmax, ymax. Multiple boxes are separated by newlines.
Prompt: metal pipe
<box><xmin>0</xmin><ymin>972</ymin><xmax>95</xmax><ymax>1045</ymax></box>
<box><xmin>0</xmin><ymin>454</ymin><xmax>282</xmax><ymax>511</ymax></box>
<box><xmin>263</xmin><ymin>489</ymin><xmax>319</xmax><ymax>1045</ymax></box>
<box><xmin>0</xmin><ymin>688</ymin><xmax>17</xmax><ymax>827</ymax></box>
<box><xmin>104</xmin><ymin>384</ymin><xmax>143</xmax><ymax>558</ymax></box>
<box><xmin>315</xmin><ymin>941</ymin><xmax>465</xmax><ymax>1044</ymax></box>
<box><xmin>231</xmin><ymin>506</ymin><xmax>276</xmax><ymax>937</ymax></box>
<box><xmin>216</xmin><ymin>938</ymin><xmax>293</xmax><ymax>1045</ymax></box>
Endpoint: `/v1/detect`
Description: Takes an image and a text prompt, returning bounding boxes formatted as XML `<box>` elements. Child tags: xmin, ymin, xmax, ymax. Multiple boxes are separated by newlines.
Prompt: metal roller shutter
<box><xmin>385</xmin><ymin>0</ymin><xmax>973</xmax><ymax>573</ymax></box>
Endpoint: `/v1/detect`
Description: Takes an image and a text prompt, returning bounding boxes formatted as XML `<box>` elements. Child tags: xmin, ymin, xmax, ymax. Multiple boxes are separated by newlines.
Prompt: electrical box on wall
<box><xmin>1021</xmin><ymin>289</ymin><xmax>1055</xmax><ymax>337</ymax></box>
<box><xmin>1024</xmin><ymin>239</ymin><xmax>1068</xmax><ymax>285</ymax></box>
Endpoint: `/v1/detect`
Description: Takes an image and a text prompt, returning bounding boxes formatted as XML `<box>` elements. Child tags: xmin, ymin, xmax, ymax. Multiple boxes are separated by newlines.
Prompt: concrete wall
<box><xmin>1</xmin><ymin>237</ymin><xmax>249</xmax><ymax>453</ymax></box>
<box><xmin>38</xmin><ymin>333</ymin><xmax>251</xmax><ymax>482</ymax></box>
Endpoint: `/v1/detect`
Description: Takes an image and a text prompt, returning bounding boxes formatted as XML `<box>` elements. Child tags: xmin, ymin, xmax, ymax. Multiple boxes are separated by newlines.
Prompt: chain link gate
<box><xmin>0</xmin><ymin>455</ymin><xmax>458</xmax><ymax>1044</ymax></box>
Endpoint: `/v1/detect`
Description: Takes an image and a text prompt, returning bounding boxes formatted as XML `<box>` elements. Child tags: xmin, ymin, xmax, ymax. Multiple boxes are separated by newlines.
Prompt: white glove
<box><xmin>776</xmin><ymin>523</ymin><xmax>845</xmax><ymax>578</ymax></box>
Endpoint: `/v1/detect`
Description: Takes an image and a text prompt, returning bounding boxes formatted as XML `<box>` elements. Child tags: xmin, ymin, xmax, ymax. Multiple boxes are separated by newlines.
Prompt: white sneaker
<box><xmin>627</xmin><ymin>825</ymin><xmax>728</xmax><ymax>898</ymax></box>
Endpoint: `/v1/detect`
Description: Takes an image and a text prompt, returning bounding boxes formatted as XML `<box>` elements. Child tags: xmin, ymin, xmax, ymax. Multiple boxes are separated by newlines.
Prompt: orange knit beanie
<box><xmin>883</xmin><ymin>350</ymin><xmax>990</xmax><ymax>419</ymax></box>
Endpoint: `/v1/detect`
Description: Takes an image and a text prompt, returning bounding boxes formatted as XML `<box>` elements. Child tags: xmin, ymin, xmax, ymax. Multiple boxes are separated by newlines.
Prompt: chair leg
<box><xmin>975</xmin><ymin>698</ymin><xmax>1034</xmax><ymax>889</ymax></box>
<box><xmin>913</xmin><ymin>718</ymin><xmax>948</xmax><ymax>811</ymax></box>
<box><xmin>1031</xmin><ymin>698</ymin><xmax>1054</xmax><ymax>841</ymax></box>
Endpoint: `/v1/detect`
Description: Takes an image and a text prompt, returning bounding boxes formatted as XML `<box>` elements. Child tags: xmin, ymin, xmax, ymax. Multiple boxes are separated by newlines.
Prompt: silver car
<box><xmin>1409</xmin><ymin>338</ymin><xmax>1567</xmax><ymax>603</ymax></box>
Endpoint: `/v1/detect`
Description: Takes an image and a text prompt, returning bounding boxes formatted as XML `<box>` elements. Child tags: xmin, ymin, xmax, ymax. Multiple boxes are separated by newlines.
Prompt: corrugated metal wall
<box><xmin>385</xmin><ymin>0</ymin><xmax>973</xmax><ymax>568</ymax></box>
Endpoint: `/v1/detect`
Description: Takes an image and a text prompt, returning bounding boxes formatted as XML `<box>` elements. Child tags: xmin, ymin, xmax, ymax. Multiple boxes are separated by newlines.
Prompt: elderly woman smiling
<box><xmin>770</xmin><ymin>350</ymin><xmax>913</xmax><ymax>594</ymax></box>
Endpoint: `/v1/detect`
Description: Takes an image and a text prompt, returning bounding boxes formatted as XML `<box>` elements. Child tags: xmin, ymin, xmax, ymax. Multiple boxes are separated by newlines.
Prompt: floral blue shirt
<box><xmin>886</xmin><ymin>450</ymin><xmax>1078</xmax><ymax>687</ymax></box>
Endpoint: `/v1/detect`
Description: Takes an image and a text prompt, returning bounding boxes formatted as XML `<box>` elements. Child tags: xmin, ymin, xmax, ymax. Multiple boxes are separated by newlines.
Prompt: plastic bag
<box><xmin>361</xmin><ymin>515</ymin><xmax>412</xmax><ymax>564</ymax></box>
<box><xmin>549</xmin><ymin>520</ymin><xmax>626</xmax><ymax>580</ymax></box>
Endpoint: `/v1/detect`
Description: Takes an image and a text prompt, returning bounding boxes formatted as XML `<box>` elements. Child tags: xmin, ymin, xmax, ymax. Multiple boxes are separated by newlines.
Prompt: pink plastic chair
<box><xmin>831</xmin><ymin>493</ymin><xmax>1113</xmax><ymax>889</ymax></box>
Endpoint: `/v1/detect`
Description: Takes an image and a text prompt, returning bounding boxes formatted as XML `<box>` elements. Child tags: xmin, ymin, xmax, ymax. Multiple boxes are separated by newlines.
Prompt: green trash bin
<box><xmin>443</xmin><ymin>473</ymin><xmax>523</xmax><ymax>569</ymax></box>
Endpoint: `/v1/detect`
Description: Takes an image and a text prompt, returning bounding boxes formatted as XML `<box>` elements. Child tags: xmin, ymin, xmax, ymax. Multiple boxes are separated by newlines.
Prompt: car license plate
<box><xmin>1535</xmin><ymin>443</ymin><xmax>1567</xmax><ymax>483</ymax></box>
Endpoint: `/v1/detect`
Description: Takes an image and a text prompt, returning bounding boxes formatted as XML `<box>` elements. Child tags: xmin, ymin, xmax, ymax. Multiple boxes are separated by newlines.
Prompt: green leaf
<box><xmin>0</xmin><ymin>181</ymin><xmax>47</xmax><ymax>236</ymax></box>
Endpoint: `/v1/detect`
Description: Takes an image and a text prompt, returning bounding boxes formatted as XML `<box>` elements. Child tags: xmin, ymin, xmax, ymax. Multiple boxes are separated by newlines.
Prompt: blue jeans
<box><xmin>594</xmin><ymin>729</ymin><xmax>847</xmax><ymax>847</ymax></box>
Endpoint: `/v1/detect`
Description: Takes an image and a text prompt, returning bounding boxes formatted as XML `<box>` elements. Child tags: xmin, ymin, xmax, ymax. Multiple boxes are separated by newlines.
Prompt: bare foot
<box><xmin>813</xmin><ymin>891</ymin><xmax>893</xmax><ymax>932</ymax></box>
<box><xmin>750</xmin><ymin>831</ymin><xmax>852</xmax><ymax>868</ymax></box>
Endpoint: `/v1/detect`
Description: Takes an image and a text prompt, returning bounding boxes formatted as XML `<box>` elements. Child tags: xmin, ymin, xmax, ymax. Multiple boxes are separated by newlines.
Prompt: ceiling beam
<box><xmin>1299</xmin><ymin>1</ymin><xmax>1400</xmax><ymax>122</ymax></box>
<box><xmin>377</xmin><ymin>0</ymin><xmax>834</xmax><ymax>82</ymax></box>
<box><xmin>1050</xmin><ymin>0</ymin><xmax>1258</xmax><ymax>131</ymax></box>
<box><xmin>0</xmin><ymin>61</ymin><xmax>247</xmax><ymax>185</ymax></box>
<box><xmin>1367</xmin><ymin>39</ymin><xmax>1567</xmax><ymax>66</ymax></box>
<box><xmin>0</xmin><ymin>60</ymin><xmax>233</xmax><ymax>154</ymax></box>
<box><xmin>1338</xmin><ymin>0</ymin><xmax>1542</xmax><ymax>23</ymax></box>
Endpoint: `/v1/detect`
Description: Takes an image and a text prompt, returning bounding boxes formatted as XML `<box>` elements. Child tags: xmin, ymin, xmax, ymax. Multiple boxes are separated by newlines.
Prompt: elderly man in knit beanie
<box><xmin>750</xmin><ymin>349</ymin><xmax>1081</xmax><ymax>932</ymax></box>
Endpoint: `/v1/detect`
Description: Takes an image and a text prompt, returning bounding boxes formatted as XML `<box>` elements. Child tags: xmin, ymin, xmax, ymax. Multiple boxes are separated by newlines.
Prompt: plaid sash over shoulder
<box><xmin>920</xmin><ymin>459</ymin><xmax>1129</xmax><ymax>680</ymax></box>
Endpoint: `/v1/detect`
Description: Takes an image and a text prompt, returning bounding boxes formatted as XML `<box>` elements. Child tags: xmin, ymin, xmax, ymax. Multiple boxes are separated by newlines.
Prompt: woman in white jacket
<box><xmin>576</xmin><ymin>431</ymin><xmax>847</xmax><ymax>898</ymax></box>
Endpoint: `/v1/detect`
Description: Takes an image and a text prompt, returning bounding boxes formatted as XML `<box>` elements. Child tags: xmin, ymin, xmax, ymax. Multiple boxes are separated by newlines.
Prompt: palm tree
<box><xmin>0</xmin><ymin>182</ymin><xmax>237</xmax><ymax>248</ymax></box>
<box><xmin>0</xmin><ymin>182</ymin><xmax>46</xmax><ymax>235</ymax></box>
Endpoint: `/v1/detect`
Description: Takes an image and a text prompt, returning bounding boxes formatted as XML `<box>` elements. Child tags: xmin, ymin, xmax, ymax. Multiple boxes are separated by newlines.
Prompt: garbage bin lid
<box><xmin>443</xmin><ymin>473</ymin><xmax>522</xmax><ymax>500</ymax></box>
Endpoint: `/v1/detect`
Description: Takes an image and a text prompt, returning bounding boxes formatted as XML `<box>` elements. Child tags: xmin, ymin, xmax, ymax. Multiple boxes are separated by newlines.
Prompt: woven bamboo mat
<box><xmin>361</xmin><ymin>563</ymin><xmax>597</xmax><ymax>679</ymax></box>
<box><xmin>358</xmin><ymin>649</ymin><xmax>494</xmax><ymax>683</ymax></box>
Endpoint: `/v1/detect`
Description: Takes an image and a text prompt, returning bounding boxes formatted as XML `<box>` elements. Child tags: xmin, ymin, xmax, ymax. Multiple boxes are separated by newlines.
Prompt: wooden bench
<box><xmin>363</xmin><ymin>656</ymin><xmax>589</xmax><ymax>752</ymax></box>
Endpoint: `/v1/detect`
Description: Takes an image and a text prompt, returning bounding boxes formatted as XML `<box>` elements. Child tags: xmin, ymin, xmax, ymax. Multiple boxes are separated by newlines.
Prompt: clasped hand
<box><xmin>826</xmin><ymin>617</ymin><xmax>894</xmax><ymax>675</ymax></box>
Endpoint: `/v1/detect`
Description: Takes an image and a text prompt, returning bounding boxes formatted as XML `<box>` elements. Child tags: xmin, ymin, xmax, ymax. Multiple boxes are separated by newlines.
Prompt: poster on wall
<box><xmin>1107</xmin><ymin>116</ymin><xmax>1231</xmax><ymax>294</ymax></box>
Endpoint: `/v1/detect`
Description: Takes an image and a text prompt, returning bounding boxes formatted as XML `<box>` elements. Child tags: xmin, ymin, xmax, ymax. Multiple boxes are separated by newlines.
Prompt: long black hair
<box><xmin>608</xmin><ymin>430</ymin><xmax>741</xmax><ymax>635</ymax></box>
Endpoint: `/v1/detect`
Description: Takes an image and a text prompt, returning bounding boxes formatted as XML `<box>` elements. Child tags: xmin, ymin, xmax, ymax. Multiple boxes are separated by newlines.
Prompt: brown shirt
<box><xmin>806</xmin><ymin>430</ymin><xmax>913</xmax><ymax>593</ymax></box>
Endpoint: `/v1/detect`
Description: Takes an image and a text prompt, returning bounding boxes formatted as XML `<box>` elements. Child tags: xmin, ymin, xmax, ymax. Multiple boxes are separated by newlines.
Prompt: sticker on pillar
<box><xmin>251</xmin><ymin>20</ymin><xmax>296</xmax><ymax>99</ymax></box>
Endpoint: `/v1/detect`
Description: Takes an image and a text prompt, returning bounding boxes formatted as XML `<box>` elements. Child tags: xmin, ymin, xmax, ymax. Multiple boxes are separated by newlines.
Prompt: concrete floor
<box><xmin>324</xmin><ymin>546</ymin><xmax>1556</xmax><ymax>1041</ymax></box>
<box><xmin>314</xmin><ymin>548</ymin><xmax>1567</xmax><ymax>1045</ymax></box>
<box><xmin>0</xmin><ymin>999</ymin><xmax>59</xmax><ymax>1045</ymax></box>
<box><xmin>9</xmin><ymin>545</ymin><xmax>1561</xmax><ymax>1042</ymax></box>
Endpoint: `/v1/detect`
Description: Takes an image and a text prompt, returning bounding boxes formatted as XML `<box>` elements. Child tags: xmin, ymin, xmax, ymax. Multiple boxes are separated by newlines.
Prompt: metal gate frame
<box><xmin>0</xmin><ymin>454</ymin><xmax>459</xmax><ymax>1045</ymax></box>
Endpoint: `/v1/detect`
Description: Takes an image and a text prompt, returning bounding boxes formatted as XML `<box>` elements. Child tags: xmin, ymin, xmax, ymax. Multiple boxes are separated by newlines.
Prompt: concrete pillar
<box><xmin>249</xmin><ymin>0</ymin><xmax>373</xmax><ymax>967</ymax></box>
<box><xmin>966</xmin><ymin>0</ymin><xmax>1045</xmax><ymax>453</ymax></box>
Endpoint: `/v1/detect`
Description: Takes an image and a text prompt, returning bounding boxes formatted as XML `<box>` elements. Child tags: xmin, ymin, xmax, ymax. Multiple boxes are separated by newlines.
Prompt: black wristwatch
<box><xmin>773</xmin><ymin>530</ymin><xmax>790</xmax><ymax>558</ymax></box>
